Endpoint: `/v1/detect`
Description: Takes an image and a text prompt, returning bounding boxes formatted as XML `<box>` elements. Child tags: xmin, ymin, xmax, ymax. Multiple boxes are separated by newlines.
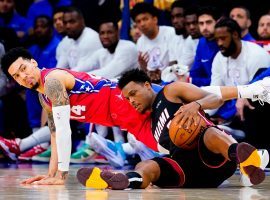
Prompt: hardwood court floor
<box><xmin>0</xmin><ymin>163</ymin><xmax>269</xmax><ymax>200</ymax></box>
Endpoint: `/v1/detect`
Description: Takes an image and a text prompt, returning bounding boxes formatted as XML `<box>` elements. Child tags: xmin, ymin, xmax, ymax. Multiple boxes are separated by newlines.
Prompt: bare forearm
<box><xmin>48</xmin><ymin>133</ymin><xmax>58</xmax><ymax>177</ymax></box>
<box><xmin>196</xmin><ymin>94</ymin><xmax>224</xmax><ymax>110</ymax></box>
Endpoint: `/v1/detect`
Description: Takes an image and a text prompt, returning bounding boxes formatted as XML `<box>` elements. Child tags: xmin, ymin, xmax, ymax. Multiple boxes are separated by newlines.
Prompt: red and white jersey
<box><xmin>40</xmin><ymin>68</ymin><xmax>158</xmax><ymax>151</ymax></box>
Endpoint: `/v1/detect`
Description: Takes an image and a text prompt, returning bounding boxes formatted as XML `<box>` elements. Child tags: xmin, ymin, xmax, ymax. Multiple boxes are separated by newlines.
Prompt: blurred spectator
<box><xmin>53</xmin><ymin>6</ymin><xmax>66</xmax><ymax>39</ymax></box>
<box><xmin>169</xmin><ymin>0</ymin><xmax>187</xmax><ymax>65</ymax></box>
<box><xmin>0</xmin><ymin>0</ymin><xmax>31</xmax><ymax>40</ymax></box>
<box><xmin>257</xmin><ymin>14</ymin><xmax>270</xmax><ymax>40</ymax></box>
<box><xmin>211</xmin><ymin>18</ymin><xmax>270</xmax><ymax>124</ymax></box>
<box><xmin>73</xmin><ymin>20</ymin><xmax>138</xmax><ymax>79</ymax></box>
<box><xmin>130</xmin><ymin>22</ymin><xmax>141</xmax><ymax>43</ymax></box>
<box><xmin>230</xmin><ymin>6</ymin><xmax>255</xmax><ymax>41</ymax></box>
<box><xmin>189</xmin><ymin>6</ymin><xmax>221</xmax><ymax>87</ymax></box>
<box><xmin>255</xmin><ymin>14</ymin><xmax>270</xmax><ymax>54</ymax></box>
<box><xmin>179</xmin><ymin>5</ymin><xmax>200</xmax><ymax>67</ymax></box>
<box><xmin>56</xmin><ymin>7</ymin><xmax>102</xmax><ymax>69</ymax></box>
<box><xmin>131</xmin><ymin>2</ymin><xmax>176</xmax><ymax>83</ymax></box>
<box><xmin>27</xmin><ymin>0</ymin><xmax>71</xmax><ymax>27</ymax></box>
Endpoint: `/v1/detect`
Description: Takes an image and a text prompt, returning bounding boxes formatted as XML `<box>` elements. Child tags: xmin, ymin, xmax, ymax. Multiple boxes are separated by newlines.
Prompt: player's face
<box><xmin>122</xmin><ymin>81</ymin><xmax>153</xmax><ymax>113</ymax></box>
<box><xmin>99</xmin><ymin>22</ymin><xmax>119</xmax><ymax>48</ymax></box>
<box><xmin>215</xmin><ymin>27</ymin><xmax>236</xmax><ymax>57</ymax></box>
<box><xmin>8</xmin><ymin>57</ymin><xmax>40</xmax><ymax>90</ymax></box>
<box><xmin>171</xmin><ymin>7</ymin><xmax>185</xmax><ymax>34</ymax></box>
<box><xmin>135</xmin><ymin>13</ymin><xmax>158</xmax><ymax>37</ymax></box>
<box><xmin>257</xmin><ymin>15</ymin><xmax>270</xmax><ymax>40</ymax></box>
<box><xmin>185</xmin><ymin>14</ymin><xmax>200</xmax><ymax>39</ymax></box>
<box><xmin>130</xmin><ymin>23</ymin><xmax>142</xmax><ymax>43</ymax></box>
<box><xmin>198</xmin><ymin>14</ymin><xmax>216</xmax><ymax>39</ymax></box>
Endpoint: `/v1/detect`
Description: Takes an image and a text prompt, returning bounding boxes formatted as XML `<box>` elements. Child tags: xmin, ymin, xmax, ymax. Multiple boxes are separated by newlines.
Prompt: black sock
<box><xmin>126</xmin><ymin>172</ymin><xmax>143</xmax><ymax>189</ymax></box>
<box><xmin>228</xmin><ymin>143</ymin><xmax>238</xmax><ymax>162</ymax></box>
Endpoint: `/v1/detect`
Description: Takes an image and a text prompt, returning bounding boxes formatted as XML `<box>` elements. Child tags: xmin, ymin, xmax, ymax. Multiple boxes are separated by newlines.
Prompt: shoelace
<box><xmin>253</xmin><ymin>89</ymin><xmax>270</xmax><ymax>106</ymax></box>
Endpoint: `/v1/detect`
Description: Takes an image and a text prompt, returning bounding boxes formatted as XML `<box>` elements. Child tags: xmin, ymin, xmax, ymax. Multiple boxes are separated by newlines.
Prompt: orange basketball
<box><xmin>169</xmin><ymin>111</ymin><xmax>211</xmax><ymax>150</ymax></box>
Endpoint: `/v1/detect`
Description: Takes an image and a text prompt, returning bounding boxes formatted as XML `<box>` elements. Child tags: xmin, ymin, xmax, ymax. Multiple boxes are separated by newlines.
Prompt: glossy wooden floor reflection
<box><xmin>0</xmin><ymin>163</ymin><xmax>269</xmax><ymax>200</ymax></box>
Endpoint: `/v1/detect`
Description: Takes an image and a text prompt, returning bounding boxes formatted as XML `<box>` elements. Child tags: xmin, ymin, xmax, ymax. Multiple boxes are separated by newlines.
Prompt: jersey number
<box><xmin>71</xmin><ymin>105</ymin><xmax>86</xmax><ymax>116</ymax></box>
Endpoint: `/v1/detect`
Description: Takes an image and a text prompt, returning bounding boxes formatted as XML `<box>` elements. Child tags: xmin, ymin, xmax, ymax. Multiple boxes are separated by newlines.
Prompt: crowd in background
<box><xmin>0</xmin><ymin>0</ymin><xmax>270</xmax><ymax>167</ymax></box>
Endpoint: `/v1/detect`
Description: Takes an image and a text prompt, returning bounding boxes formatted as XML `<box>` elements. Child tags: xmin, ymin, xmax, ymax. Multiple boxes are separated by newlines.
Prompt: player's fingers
<box><xmin>179</xmin><ymin>114</ymin><xmax>189</xmax><ymax>128</ymax></box>
<box><xmin>185</xmin><ymin>116</ymin><xmax>193</xmax><ymax>129</ymax></box>
<box><xmin>246</xmin><ymin>102</ymin><xmax>255</xmax><ymax>110</ymax></box>
<box><xmin>21</xmin><ymin>175</ymin><xmax>46</xmax><ymax>184</ymax></box>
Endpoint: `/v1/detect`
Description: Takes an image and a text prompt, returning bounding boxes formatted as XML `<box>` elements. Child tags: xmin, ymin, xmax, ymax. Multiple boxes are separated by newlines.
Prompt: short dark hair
<box><xmin>99</xmin><ymin>20</ymin><xmax>119</xmax><ymax>31</ymax></box>
<box><xmin>1</xmin><ymin>47</ymin><xmax>33</xmax><ymax>78</ymax></box>
<box><xmin>131</xmin><ymin>2</ymin><xmax>159</xmax><ymax>21</ymax></box>
<box><xmin>53</xmin><ymin>6</ymin><xmax>68</xmax><ymax>16</ymax></box>
<box><xmin>184</xmin><ymin>5</ymin><xmax>198</xmax><ymax>17</ymax></box>
<box><xmin>215</xmin><ymin>17</ymin><xmax>241</xmax><ymax>38</ymax></box>
<box><xmin>198</xmin><ymin>6</ymin><xmax>220</xmax><ymax>21</ymax></box>
<box><xmin>63</xmin><ymin>6</ymin><xmax>84</xmax><ymax>19</ymax></box>
<box><xmin>231</xmin><ymin>6</ymin><xmax>251</xmax><ymax>19</ymax></box>
<box><xmin>34</xmin><ymin>15</ymin><xmax>53</xmax><ymax>28</ymax></box>
<box><xmin>118</xmin><ymin>69</ymin><xmax>151</xmax><ymax>89</ymax></box>
<box><xmin>171</xmin><ymin>0</ymin><xmax>187</xmax><ymax>11</ymax></box>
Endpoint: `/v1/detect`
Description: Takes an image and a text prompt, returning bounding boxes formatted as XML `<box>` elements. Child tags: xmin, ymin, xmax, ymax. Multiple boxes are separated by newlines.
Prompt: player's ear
<box><xmin>144</xmin><ymin>81</ymin><xmax>151</xmax><ymax>89</ymax></box>
<box><xmin>30</xmin><ymin>59</ymin><xmax>38</xmax><ymax>67</ymax></box>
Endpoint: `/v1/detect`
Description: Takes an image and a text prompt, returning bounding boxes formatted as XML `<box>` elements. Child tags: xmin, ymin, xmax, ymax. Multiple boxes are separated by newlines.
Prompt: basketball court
<box><xmin>0</xmin><ymin>163</ymin><xmax>269</xmax><ymax>200</ymax></box>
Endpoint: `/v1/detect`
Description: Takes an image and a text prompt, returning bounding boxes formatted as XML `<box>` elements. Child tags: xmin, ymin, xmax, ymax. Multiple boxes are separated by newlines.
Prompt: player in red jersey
<box><xmin>1</xmin><ymin>47</ymin><xmax>270</xmax><ymax>185</ymax></box>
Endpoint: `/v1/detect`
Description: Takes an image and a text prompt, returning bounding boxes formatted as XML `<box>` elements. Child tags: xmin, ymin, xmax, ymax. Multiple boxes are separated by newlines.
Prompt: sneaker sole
<box><xmin>237</xmin><ymin>143</ymin><xmax>265</xmax><ymax>185</ymax></box>
<box><xmin>0</xmin><ymin>141</ymin><xmax>17</xmax><ymax>161</ymax></box>
<box><xmin>77</xmin><ymin>167</ymin><xmax>129</xmax><ymax>190</ymax></box>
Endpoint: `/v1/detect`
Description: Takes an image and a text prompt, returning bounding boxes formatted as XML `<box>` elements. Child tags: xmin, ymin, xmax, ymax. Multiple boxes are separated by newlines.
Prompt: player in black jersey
<box><xmin>77</xmin><ymin>69</ymin><xmax>269</xmax><ymax>189</ymax></box>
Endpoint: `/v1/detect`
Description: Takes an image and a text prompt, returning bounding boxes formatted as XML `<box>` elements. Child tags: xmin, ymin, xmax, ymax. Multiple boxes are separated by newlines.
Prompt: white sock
<box><xmin>19</xmin><ymin>126</ymin><xmax>51</xmax><ymax>152</ymax></box>
<box><xmin>201</xmin><ymin>86</ymin><xmax>222</xmax><ymax>97</ymax></box>
<box><xmin>112</xmin><ymin>127</ymin><xmax>125</xmax><ymax>143</ymax></box>
<box><xmin>237</xmin><ymin>85</ymin><xmax>254</xmax><ymax>99</ymax></box>
<box><xmin>122</xmin><ymin>143</ymin><xmax>136</xmax><ymax>155</ymax></box>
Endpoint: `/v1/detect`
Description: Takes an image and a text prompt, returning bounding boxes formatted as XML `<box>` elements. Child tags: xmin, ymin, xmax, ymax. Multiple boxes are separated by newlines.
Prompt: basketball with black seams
<box><xmin>169</xmin><ymin>111</ymin><xmax>211</xmax><ymax>150</ymax></box>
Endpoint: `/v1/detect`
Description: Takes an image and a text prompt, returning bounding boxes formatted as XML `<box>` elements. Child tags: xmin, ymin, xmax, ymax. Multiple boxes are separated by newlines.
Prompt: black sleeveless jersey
<box><xmin>151</xmin><ymin>88</ymin><xmax>183</xmax><ymax>151</ymax></box>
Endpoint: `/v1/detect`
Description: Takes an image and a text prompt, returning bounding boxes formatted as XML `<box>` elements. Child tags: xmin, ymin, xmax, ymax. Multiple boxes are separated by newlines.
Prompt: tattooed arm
<box><xmin>43</xmin><ymin>77</ymin><xmax>72</xmax><ymax>182</ymax></box>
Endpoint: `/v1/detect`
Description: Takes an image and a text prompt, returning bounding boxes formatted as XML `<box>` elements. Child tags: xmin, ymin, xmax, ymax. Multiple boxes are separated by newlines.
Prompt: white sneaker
<box><xmin>240</xmin><ymin>149</ymin><xmax>269</xmax><ymax>186</ymax></box>
<box><xmin>127</xmin><ymin>133</ymin><xmax>161</xmax><ymax>161</ymax></box>
<box><xmin>250</xmin><ymin>77</ymin><xmax>270</xmax><ymax>105</ymax></box>
<box><xmin>89</xmin><ymin>132</ymin><xmax>126</xmax><ymax>168</ymax></box>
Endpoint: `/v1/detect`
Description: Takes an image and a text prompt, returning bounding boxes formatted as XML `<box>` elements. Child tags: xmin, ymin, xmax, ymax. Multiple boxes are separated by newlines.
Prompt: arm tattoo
<box><xmin>47</xmin><ymin>112</ymin><xmax>56</xmax><ymax>133</ymax></box>
<box><xmin>38</xmin><ymin>93</ymin><xmax>55</xmax><ymax>134</ymax></box>
<box><xmin>44</xmin><ymin>78</ymin><xmax>69</xmax><ymax>106</ymax></box>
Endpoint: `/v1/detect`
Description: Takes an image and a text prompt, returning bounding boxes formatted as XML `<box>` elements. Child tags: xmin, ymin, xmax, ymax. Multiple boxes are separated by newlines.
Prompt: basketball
<box><xmin>169</xmin><ymin>111</ymin><xmax>211</xmax><ymax>150</ymax></box>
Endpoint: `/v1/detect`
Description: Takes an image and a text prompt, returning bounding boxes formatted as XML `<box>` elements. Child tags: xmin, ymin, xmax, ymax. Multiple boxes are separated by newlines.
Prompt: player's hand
<box><xmin>174</xmin><ymin>101</ymin><xmax>201</xmax><ymax>129</ymax></box>
<box><xmin>138</xmin><ymin>51</ymin><xmax>149</xmax><ymax>71</ymax></box>
<box><xmin>147</xmin><ymin>70</ymin><xmax>161</xmax><ymax>82</ymax></box>
<box><xmin>32</xmin><ymin>176</ymin><xmax>65</xmax><ymax>185</ymax></box>
<box><xmin>236</xmin><ymin>99</ymin><xmax>255</xmax><ymax>121</ymax></box>
<box><xmin>21</xmin><ymin>175</ymin><xmax>48</xmax><ymax>184</ymax></box>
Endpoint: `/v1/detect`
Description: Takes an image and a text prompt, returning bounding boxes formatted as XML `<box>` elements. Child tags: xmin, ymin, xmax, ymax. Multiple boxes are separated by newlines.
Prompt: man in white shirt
<box><xmin>56</xmin><ymin>7</ymin><xmax>102</xmax><ymax>69</ymax></box>
<box><xmin>212</xmin><ymin>18</ymin><xmax>270</xmax><ymax>146</ymax></box>
<box><xmin>131</xmin><ymin>2</ymin><xmax>176</xmax><ymax>83</ymax></box>
<box><xmin>212</xmin><ymin>18</ymin><xmax>270</xmax><ymax>86</ymax></box>
<box><xmin>179</xmin><ymin>6</ymin><xmax>201</xmax><ymax>68</ymax></box>
<box><xmin>73</xmin><ymin>21</ymin><xmax>138</xmax><ymax>78</ymax></box>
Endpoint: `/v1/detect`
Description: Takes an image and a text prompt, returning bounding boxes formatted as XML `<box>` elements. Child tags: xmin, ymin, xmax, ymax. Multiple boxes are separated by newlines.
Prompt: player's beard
<box><xmin>221</xmin><ymin>40</ymin><xmax>236</xmax><ymax>57</ymax></box>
